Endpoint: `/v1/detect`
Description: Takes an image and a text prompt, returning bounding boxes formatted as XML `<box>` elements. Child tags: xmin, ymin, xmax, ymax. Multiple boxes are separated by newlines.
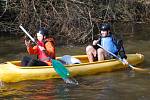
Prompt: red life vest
<box><xmin>37</xmin><ymin>41</ymin><xmax>49</xmax><ymax>61</ymax></box>
<box><xmin>27</xmin><ymin>38</ymin><xmax>56</xmax><ymax>66</ymax></box>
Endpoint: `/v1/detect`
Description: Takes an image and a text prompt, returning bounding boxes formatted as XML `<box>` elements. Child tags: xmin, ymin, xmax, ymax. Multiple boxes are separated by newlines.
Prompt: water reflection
<box><xmin>0</xmin><ymin>71</ymin><xmax>150</xmax><ymax>99</ymax></box>
<box><xmin>28</xmin><ymin>80</ymin><xmax>55</xmax><ymax>100</ymax></box>
<box><xmin>0</xmin><ymin>80</ymin><xmax>56</xmax><ymax>99</ymax></box>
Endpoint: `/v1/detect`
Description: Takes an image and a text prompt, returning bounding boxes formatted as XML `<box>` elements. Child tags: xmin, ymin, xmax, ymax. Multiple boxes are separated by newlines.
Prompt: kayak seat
<box><xmin>59</xmin><ymin>55</ymin><xmax>81</xmax><ymax>65</ymax></box>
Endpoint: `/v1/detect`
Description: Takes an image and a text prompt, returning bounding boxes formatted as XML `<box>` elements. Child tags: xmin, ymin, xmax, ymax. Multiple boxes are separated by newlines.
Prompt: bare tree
<box><xmin>0</xmin><ymin>0</ymin><xmax>150</xmax><ymax>44</ymax></box>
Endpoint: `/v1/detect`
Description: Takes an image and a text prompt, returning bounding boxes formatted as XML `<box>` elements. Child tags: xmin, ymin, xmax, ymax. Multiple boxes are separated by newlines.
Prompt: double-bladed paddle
<box><xmin>19</xmin><ymin>25</ymin><xmax>76</xmax><ymax>83</ymax></box>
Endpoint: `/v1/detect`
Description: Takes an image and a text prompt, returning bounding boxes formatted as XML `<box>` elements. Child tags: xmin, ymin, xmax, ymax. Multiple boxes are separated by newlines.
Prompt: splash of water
<box><xmin>0</xmin><ymin>81</ymin><xmax>4</xmax><ymax>87</ymax></box>
<box><xmin>0</xmin><ymin>78</ymin><xmax>4</xmax><ymax>88</ymax></box>
<box><xmin>0</xmin><ymin>73</ymin><xmax>4</xmax><ymax>87</ymax></box>
<box><xmin>63</xmin><ymin>78</ymin><xmax>79</xmax><ymax>85</ymax></box>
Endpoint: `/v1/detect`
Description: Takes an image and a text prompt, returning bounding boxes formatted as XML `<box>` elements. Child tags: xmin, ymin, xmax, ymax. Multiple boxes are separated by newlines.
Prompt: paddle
<box><xmin>19</xmin><ymin>25</ymin><xmax>76</xmax><ymax>83</ymax></box>
<box><xmin>97</xmin><ymin>44</ymin><xmax>150</xmax><ymax>73</ymax></box>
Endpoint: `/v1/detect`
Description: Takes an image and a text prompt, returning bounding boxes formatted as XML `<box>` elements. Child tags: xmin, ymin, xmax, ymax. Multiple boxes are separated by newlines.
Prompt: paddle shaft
<box><xmin>97</xmin><ymin>44</ymin><xmax>134</xmax><ymax>69</ymax></box>
<box><xmin>19</xmin><ymin>25</ymin><xmax>37</xmax><ymax>45</ymax></box>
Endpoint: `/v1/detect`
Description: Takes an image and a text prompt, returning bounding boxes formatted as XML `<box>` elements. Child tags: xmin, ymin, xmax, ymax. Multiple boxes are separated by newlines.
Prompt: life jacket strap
<box><xmin>40</xmin><ymin>57</ymin><xmax>51</xmax><ymax>62</ymax></box>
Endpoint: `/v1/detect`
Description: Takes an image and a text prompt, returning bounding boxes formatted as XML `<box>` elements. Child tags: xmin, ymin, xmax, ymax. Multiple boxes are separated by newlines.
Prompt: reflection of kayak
<box><xmin>0</xmin><ymin>54</ymin><xmax>144</xmax><ymax>83</ymax></box>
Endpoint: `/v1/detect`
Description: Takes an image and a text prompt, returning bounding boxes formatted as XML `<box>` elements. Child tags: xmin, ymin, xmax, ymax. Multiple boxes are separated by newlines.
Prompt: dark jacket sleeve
<box><xmin>112</xmin><ymin>34</ymin><xmax>127</xmax><ymax>59</ymax></box>
<box><xmin>118</xmin><ymin>40</ymin><xmax>127</xmax><ymax>59</ymax></box>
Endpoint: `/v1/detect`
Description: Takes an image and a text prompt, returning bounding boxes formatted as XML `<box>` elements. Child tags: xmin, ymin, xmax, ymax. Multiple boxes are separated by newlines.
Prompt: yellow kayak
<box><xmin>0</xmin><ymin>54</ymin><xmax>144</xmax><ymax>83</ymax></box>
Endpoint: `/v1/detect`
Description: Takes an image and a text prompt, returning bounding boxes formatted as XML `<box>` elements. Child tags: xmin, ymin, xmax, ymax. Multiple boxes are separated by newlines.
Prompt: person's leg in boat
<box><xmin>21</xmin><ymin>56</ymin><xmax>32</xmax><ymax>66</ymax></box>
<box><xmin>27</xmin><ymin>59</ymin><xmax>48</xmax><ymax>66</ymax></box>
<box><xmin>86</xmin><ymin>45</ymin><xmax>97</xmax><ymax>62</ymax></box>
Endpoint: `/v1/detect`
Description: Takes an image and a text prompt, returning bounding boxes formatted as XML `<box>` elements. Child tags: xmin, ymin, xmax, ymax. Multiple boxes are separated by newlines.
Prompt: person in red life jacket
<box><xmin>21</xmin><ymin>28</ymin><xmax>56</xmax><ymax>66</ymax></box>
<box><xmin>86</xmin><ymin>23</ymin><xmax>128</xmax><ymax>65</ymax></box>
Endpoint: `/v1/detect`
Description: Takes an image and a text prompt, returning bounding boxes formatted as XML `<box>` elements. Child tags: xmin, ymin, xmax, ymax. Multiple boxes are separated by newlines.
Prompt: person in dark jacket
<box><xmin>86</xmin><ymin>23</ymin><xmax>128</xmax><ymax>65</ymax></box>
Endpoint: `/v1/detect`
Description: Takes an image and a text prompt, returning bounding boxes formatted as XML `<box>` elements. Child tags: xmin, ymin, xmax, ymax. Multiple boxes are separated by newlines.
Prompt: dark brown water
<box><xmin>0</xmin><ymin>23</ymin><xmax>150</xmax><ymax>100</ymax></box>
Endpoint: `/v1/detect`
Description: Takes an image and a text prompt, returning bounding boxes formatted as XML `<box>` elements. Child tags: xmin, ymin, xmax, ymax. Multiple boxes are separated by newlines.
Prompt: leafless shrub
<box><xmin>0</xmin><ymin>0</ymin><xmax>150</xmax><ymax>44</ymax></box>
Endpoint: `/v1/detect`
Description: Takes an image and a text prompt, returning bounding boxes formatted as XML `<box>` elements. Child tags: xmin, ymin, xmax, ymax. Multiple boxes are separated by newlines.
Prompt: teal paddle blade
<box><xmin>52</xmin><ymin>59</ymin><xmax>70</xmax><ymax>79</ymax></box>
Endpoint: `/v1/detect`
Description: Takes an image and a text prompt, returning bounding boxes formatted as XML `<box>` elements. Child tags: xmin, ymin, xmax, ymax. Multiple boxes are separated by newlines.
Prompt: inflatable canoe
<box><xmin>0</xmin><ymin>54</ymin><xmax>144</xmax><ymax>83</ymax></box>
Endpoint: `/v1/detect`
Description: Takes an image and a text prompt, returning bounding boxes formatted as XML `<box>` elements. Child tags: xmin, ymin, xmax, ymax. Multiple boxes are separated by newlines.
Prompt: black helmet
<box><xmin>99</xmin><ymin>23</ymin><xmax>111</xmax><ymax>31</ymax></box>
<box><xmin>38</xmin><ymin>28</ymin><xmax>48</xmax><ymax>37</ymax></box>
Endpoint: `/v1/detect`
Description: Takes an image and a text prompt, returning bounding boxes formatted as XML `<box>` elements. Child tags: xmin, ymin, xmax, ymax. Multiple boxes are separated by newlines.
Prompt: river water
<box><xmin>0</xmin><ymin>23</ymin><xmax>150</xmax><ymax>100</ymax></box>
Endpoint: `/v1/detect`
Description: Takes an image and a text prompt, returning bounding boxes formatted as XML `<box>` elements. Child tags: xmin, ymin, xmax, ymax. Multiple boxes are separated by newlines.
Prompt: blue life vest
<box><xmin>100</xmin><ymin>36</ymin><xmax>118</xmax><ymax>54</ymax></box>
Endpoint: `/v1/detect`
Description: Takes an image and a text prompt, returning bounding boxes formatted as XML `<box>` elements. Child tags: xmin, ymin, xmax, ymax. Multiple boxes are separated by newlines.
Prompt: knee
<box><xmin>86</xmin><ymin>45</ymin><xmax>94</xmax><ymax>52</ymax></box>
<box><xmin>97</xmin><ymin>48</ymin><xmax>105</xmax><ymax>54</ymax></box>
<box><xmin>22</xmin><ymin>56</ymin><xmax>31</xmax><ymax>61</ymax></box>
